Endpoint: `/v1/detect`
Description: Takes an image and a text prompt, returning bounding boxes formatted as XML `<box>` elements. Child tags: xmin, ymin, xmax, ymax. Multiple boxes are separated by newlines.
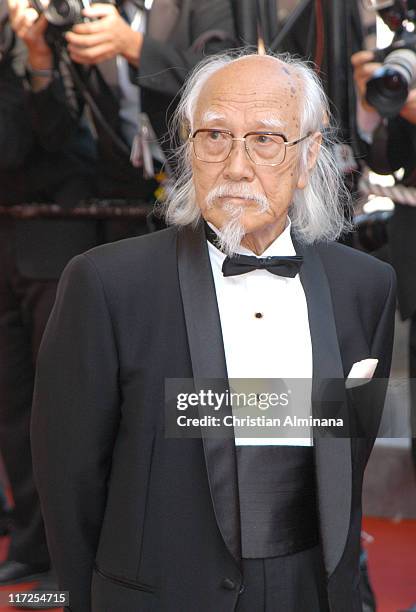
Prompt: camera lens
<box><xmin>54</xmin><ymin>0</ymin><xmax>71</xmax><ymax>18</ymax></box>
<box><xmin>382</xmin><ymin>71</ymin><xmax>408</xmax><ymax>91</ymax></box>
<box><xmin>366</xmin><ymin>48</ymin><xmax>416</xmax><ymax>117</ymax></box>
<box><xmin>44</xmin><ymin>0</ymin><xmax>81</xmax><ymax>26</ymax></box>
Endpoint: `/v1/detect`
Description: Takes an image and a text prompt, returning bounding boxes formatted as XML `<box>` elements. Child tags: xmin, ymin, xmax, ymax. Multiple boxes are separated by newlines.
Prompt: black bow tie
<box><xmin>222</xmin><ymin>254</ymin><xmax>303</xmax><ymax>277</ymax></box>
<box><xmin>203</xmin><ymin>222</ymin><xmax>303</xmax><ymax>278</ymax></box>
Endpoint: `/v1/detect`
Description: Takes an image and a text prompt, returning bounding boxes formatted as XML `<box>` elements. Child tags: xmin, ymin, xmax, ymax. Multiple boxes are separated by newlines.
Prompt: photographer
<box><xmin>8</xmin><ymin>0</ymin><xmax>238</xmax><ymax>221</ymax></box>
<box><xmin>0</xmin><ymin>6</ymin><xmax>99</xmax><ymax>597</ymax></box>
<box><xmin>352</xmin><ymin>5</ymin><xmax>416</xmax><ymax>608</ymax></box>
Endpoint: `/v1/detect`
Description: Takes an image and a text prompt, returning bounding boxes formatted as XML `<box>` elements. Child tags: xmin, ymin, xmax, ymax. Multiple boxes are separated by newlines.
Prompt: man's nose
<box><xmin>223</xmin><ymin>139</ymin><xmax>255</xmax><ymax>182</ymax></box>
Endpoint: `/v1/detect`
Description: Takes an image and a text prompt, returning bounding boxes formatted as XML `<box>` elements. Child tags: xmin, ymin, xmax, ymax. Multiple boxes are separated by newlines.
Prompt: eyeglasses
<box><xmin>189</xmin><ymin>129</ymin><xmax>311</xmax><ymax>167</ymax></box>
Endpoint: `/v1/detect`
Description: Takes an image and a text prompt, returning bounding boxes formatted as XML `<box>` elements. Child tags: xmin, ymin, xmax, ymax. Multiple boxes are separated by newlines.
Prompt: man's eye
<box><xmin>255</xmin><ymin>135</ymin><xmax>272</xmax><ymax>145</ymax></box>
<box><xmin>208</xmin><ymin>131</ymin><xmax>223</xmax><ymax>141</ymax></box>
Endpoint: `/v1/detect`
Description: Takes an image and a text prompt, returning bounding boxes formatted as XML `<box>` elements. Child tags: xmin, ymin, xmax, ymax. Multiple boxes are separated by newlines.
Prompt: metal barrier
<box><xmin>0</xmin><ymin>200</ymin><xmax>153</xmax><ymax>219</ymax></box>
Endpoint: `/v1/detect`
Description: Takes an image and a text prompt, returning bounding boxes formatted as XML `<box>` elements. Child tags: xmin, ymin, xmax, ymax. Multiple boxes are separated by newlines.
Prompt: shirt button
<box><xmin>254</xmin><ymin>312</ymin><xmax>263</xmax><ymax>319</ymax></box>
<box><xmin>221</xmin><ymin>578</ymin><xmax>237</xmax><ymax>590</ymax></box>
<box><xmin>239</xmin><ymin>584</ymin><xmax>246</xmax><ymax>594</ymax></box>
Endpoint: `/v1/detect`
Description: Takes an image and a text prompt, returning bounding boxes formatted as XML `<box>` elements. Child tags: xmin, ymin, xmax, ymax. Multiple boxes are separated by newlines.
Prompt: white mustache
<box><xmin>206</xmin><ymin>184</ymin><xmax>270</xmax><ymax>211</ymax></box>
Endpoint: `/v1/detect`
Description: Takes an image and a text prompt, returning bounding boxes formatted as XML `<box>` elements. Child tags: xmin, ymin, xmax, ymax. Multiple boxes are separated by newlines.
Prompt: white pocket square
<box><xmin>346</xmin><ymin>358</ymin><xmax>378</xmax><ymax>389</ymax></box>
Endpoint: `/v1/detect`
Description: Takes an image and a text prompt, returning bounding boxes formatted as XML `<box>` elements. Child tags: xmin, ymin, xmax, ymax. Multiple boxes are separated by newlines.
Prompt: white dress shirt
<box><xmin>207</xmin><ymin>219</ymin><xmax>313</xmax><ymax>446</ymax></box>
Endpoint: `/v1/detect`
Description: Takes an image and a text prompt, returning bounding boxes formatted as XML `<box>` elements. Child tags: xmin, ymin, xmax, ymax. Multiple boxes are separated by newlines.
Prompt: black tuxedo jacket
<box><xmin>31</xmin><ymin>223</ymin><xmax>396</xmax><ymax>612</ymax></box>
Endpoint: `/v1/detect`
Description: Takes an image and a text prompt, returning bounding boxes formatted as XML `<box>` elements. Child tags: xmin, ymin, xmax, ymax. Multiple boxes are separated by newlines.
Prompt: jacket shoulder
<box><xmin>315</xmin><ymin>242</ymin><xmax>396</xmax><ymax>335</ymax></box>
<box><xmin>316</xmin><ymin>241</ymin><xmax>395</xmax><ymax>288</ymax></box>
<box><xmin>81</xmin><ymin>226</ymin><xmax>178</xmax><ymax>277</ymax></box>
<box><xmin>58</xmin><ymin>226</ymin><xmax>179</xmax><ymax>305</ymax></box>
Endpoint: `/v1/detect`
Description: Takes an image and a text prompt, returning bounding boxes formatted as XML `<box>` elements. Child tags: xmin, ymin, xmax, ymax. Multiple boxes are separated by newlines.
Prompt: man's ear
<box><xmin>296</xmin><ymin>131</ymin><xmax>322</xmax><ymax>190</ymax></box>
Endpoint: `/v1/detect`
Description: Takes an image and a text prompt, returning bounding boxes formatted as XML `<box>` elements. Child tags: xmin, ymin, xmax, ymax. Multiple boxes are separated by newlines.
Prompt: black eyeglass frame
<box><xmin>189</xmin><ymin>128</ymin><xmax>312</xmax><ymax>166</ymax></box>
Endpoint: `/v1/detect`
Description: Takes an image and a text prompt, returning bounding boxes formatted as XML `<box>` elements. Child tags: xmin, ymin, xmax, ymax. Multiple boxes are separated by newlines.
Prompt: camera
<box><xmin>364</xmin><ymin>0</ymin><xmax>416</xmax><ymax>117</ymax></box>
<box><xmin>30</xmin><ymin>0</ymin><xmax>89</xmax><ymax>30</ymax></box>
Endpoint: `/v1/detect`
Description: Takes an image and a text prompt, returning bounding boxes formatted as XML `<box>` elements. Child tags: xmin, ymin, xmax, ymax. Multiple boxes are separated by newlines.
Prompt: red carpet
<box><xmin>363</xmin><ymin>516</ymin><xmax>416</xmax><ymax>612</ymax></box>
<box><xmin>0</xmin><ymin>518</ymin><xmax>413</xmax><ymax>611</ymax></box>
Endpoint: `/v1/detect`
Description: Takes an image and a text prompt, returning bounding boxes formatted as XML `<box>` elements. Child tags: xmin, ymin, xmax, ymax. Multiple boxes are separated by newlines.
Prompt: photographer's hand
<box><xmin>65</xmin><ymin>4</ymin><xmax>143</xmax><ymax>67</ymax></box>
<box><xmin>8</xmin><ymin>0</ymin><xmax>51</xmax><ymax>66</ymax></box>
<box><xmin>8</xmin><ymin>0</ymin><xmax>53</xmax><ymax>90</ymax></box>
<box><xmin>351</xmin><ymin>50</ymin><xmax>382</xmax><ymax>114</ymax></box>
<box><xmin>352</xmin><ymin>50</ymin><xmax>416</xmax><ymax>125</ymax></box>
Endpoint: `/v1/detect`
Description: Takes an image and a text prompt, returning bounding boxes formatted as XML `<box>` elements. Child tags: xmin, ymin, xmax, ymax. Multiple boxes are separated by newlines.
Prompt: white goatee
<box><xmin>214</xmin><ymin>204</ymin><xmax>246</xmax><ymax>257</ymax></box>
<box><xmin>205</xmin><ymin>183</ymin><xmax>271</xmax><ymax>256</ymax></box>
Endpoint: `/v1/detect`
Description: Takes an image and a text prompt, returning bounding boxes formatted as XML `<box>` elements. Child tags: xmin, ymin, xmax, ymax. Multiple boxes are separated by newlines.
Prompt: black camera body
<box><xmin>366</xmin><ymin>0</ymin><xmax>416</xmax><ymax>117</ymax></box>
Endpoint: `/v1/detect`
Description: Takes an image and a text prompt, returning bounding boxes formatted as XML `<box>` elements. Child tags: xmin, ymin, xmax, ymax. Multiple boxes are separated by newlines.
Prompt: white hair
<box><xmin>161</xmin><ymin>49</ymin><xmax>352</xmax><ymax>244</ymax></box>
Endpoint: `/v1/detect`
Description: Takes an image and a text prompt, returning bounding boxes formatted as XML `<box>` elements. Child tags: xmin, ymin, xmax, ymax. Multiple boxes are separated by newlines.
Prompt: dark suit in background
<box><xmin>32</xmin><ymin>223</ymin><xmax>396</xmax><ymax>611</ymax></box>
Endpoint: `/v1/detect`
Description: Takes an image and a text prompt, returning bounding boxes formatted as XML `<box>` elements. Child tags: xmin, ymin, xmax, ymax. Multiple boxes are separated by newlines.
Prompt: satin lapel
<box><xmin>177</xmin><ymin>224</ymin><xmax>242</xmax><ymax>565</ymax></box>
<box><xmin>295</xmin><ymin>240</ymin><xmax>352</xmax><ymax>578</ymax></box>
<box><xmin>147</xmin><ymin>0</ymin><xmax>180</xmax><ymax>42</ymax></box>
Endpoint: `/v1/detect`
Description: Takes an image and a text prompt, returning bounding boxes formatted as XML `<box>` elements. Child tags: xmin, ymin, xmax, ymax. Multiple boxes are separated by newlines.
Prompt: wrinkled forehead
<box><xmin>193</xmin><ymin>57</ymin><xmax>303</xmax><ymax>131</ymax></box>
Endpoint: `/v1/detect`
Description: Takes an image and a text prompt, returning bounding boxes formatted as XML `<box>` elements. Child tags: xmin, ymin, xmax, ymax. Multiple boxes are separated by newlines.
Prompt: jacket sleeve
<box><xmin>31</xmin><ymin>254</ymin><xmax>121</xmax><ymax>612</ymax></box>
<box><xmin>26</xmin><ymin>50</ymin><xmax>87</xmax><ymax>153</ymax></box>
<box><xmin>370</xmin><ymin>264</ymin><xmax>397</xmax><ymax>381</ymax></box>
<box><xmin>137</xmin><ymin>0</ymin><xmax>237</xmax><ymax>98</ymax></box>
<box><xmin>357</xmin><ymin>263</ymin><xmax>397</xmax><ymax>459</ymax></box>
<box><xmin>363</xmin><ymin>116</ymin><xmax>416</xmax><ymax>179</ymax></box>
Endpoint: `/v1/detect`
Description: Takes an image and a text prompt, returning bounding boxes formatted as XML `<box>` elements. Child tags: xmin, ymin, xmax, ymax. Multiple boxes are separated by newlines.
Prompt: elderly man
<box><xmin>32</xmin><ymin>52</ymin><xmax>396</xmax><ymax>612</ymax></box>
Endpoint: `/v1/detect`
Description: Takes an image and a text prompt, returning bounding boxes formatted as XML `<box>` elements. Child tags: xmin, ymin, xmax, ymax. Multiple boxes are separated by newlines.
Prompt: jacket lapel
<box><xmin>296</xmin><ymin>240</ymin><xmax>352</xmax><ymax>578</ymax></box>
<box><xmin>177</xmin><ymin>223</ymin><xmax>242</xmax><ymax>565</ymax></box>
